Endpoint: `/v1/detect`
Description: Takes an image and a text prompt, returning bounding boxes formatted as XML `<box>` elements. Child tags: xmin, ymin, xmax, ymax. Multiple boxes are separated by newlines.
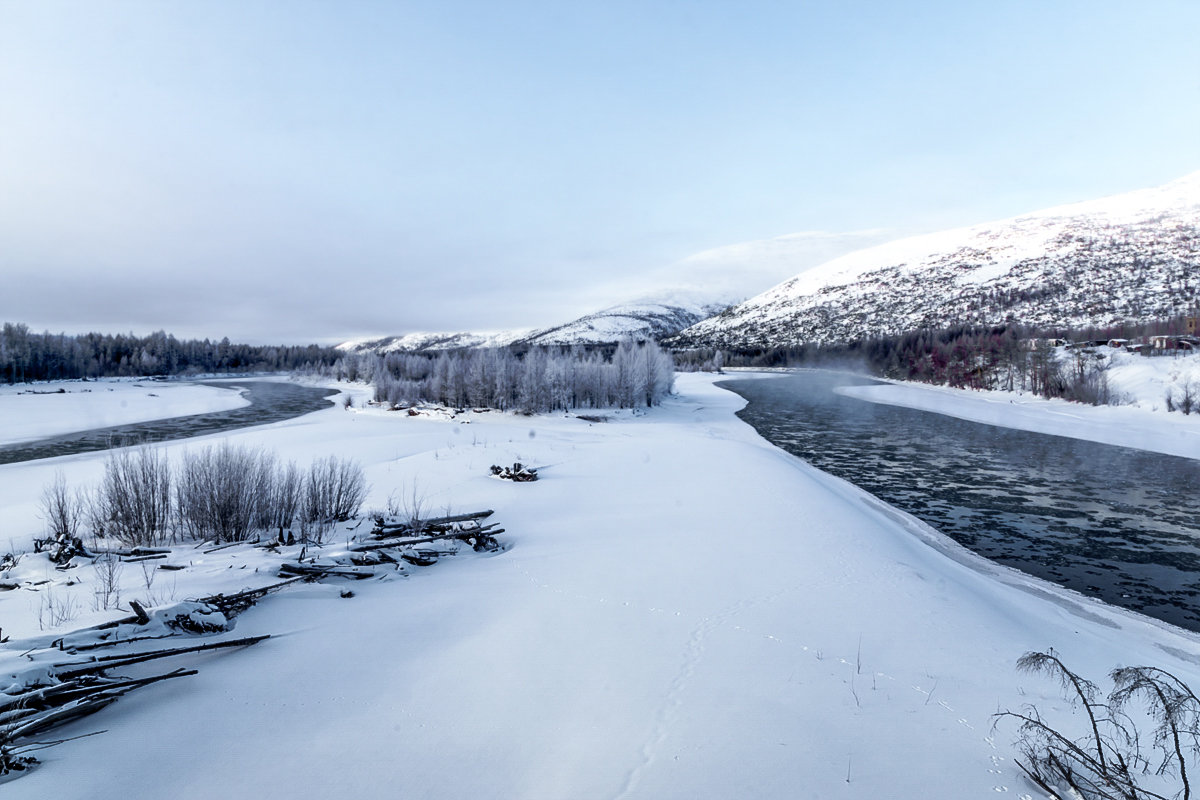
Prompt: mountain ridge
<box><xmin>670</xmin><ymin>171</ymin><xmax>1200</xmax><ymax>348</ymax></box>
<box><xmin>338</xmin><ymin>294</ymin><xmax>732</xmax><ymax>354</ymax></box>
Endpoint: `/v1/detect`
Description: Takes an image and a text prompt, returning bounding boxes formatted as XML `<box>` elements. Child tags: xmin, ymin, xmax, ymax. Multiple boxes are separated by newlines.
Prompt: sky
<box><xmin>1</xmin><ymin>0</ymin><xmax>1198</xmax><ymax>344</ymax></box>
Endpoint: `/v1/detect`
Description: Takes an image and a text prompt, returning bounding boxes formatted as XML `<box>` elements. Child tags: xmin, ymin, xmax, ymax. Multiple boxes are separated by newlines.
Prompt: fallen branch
<box><xmin>62</xmin><ymin>632</ymin><xmax>181</xmax><ymax>653</ymax></box>
<box><xmin>278</xmin><ymin>562</ymin><xmax>375</xmax><ymax>580</ymax></box>
<box><xmin>122</xmin><ymin>553</ymin><xmax>168</xmax><ymax>564</ymax></box>
<box><xmin>202</xmin><ymin>541</ymin><xmax>246</xmax><ymax>554</ymax></box>
<box><xmin>351</xmin><ymin>528</ymin><xmax>505</xmax><ymax>552</ymax></box>
<box><xmin>191</xmin><ymin>577</ymin><xmax>305</xmax><ymax>616</ymax></box>
<box><xmin>92</xmin><ymin>547</ymin><xmax>172</xmax><ymax>558</ymax></box>
<box><xmin>374</xmin><ymin>509</ymin><xmax>494</xmax><ymax>532</ymax></box>
<box><xmin>0</xmin><ymin>669</ymin><xmax>197</xmax><ymax>718</ymax></box>
<box><xmin>54</xmin><ymin>635</ymin><xmax>271</xmax><ymax>679</ymax></box>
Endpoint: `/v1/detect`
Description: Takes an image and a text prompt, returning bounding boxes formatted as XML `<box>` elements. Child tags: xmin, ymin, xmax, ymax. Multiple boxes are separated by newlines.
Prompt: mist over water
<box><xmin>723</xmin><ymin>370</ymin><xmax>1200</xmax><ymax>632</ymax></box>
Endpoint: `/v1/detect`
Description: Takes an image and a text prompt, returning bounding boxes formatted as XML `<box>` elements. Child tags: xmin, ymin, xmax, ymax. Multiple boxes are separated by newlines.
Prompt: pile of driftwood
<box><xmin>32</xmin><ymin>536</ymin><xmax>177</xmax><ymax>568</ymax></box>
<box><xmin>275</xmin><ymin>509</ymin><xmax>505</xmax><ymax>580</ymax></box>
<box><xmin>0</xmin><ymin>580</ymin><xmax>291</xmax><ymax>777</ymax></box>
<box><xmin>1</xmin><ymin>510</ymin><xmax>508</xmax><ymax>780</ymax></box>
<box><xmin>490</xmin><ymin>463</ymin><xmax>538</xmax><ymax>482</ymax></box>
<box><xmin>267</xmin><ymin>509</ymin><xmax>504</xmax><ymax>581</ymax></box>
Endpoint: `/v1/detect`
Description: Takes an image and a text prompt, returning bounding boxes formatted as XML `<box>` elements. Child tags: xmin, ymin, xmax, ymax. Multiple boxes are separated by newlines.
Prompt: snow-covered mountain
<box><xmin>339</xmin><ymin>293</ymin><xmax>731</xmax><ymax>354</ymax></box>
<box><xmin>672</xmin><ymin>171</ymin><xmax>1200</xmax><ymax>348</ymax></box>
<box><xmin>520</xmin><ymin>293</ymin><xmax>731</xmax><ymax>347</ymax></box>
<box><xmin>337</xmin><ymin>329</ymin><xmax>532</xmax><ymax>355</ymax></box>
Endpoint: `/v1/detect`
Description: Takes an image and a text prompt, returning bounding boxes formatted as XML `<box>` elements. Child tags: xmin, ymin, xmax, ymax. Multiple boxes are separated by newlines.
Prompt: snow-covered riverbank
<box><xmin>3</xmin><ymin>373</ymin><xmax>1200</xmax><ymax>798</ymax></box>
<box><xmin>839</xmin><ymin>373</ymin><xmax>1200</xmax><ymax>460</ymax></box>
<box><xmin>0</xmin><ymin>379</ymin><xmax>249</xmax><ymax>446</ymax></box>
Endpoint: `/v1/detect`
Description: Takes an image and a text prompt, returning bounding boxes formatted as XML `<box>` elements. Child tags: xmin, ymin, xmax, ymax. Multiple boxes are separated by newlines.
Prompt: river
<box><xmin>722</xmin><ymin>370</ymin><xmax>1200</xmax><ymax>633</ymax></box>
<box><xmin>0</xmin><ymin>380</ymin><xmax>338</xmax><ymax>465</ymax></box>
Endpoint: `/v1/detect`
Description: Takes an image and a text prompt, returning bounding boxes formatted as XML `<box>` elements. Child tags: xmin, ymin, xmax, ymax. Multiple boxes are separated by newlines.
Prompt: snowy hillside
<box><xmin>673</xmin><ymin>171</ymin><xmax>1200</xmax><ymax>348</ymax></box>
<box><xmin>339</xmin><ymin>293</ymin><xmax>731</xmax><ymax>353</ymax></box>
<box><xmin>521</xmin><ymin>294</ymin><xmax>732</xmax><ymax>347</ymax></box>
<box><xmin>337</xmin><ymin>329</ymin><xmax>532</xmax><ymax>355</ymax></box>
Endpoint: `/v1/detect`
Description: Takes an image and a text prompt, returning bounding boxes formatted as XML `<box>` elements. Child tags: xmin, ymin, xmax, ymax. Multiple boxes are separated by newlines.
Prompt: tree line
<box><xmin>675</xmin><ymin>313</ymin><xmax>1200</xmax><ymax>407</ymax></box>
<box><xmin>0</xmin><ymin>322</ymin><xmax>341</xmax><ymax>383</ymax></box>
<box><xmin>357</xmin><ymin>339</ymin><xmax>676</xmax><ymax>412</ymax></box>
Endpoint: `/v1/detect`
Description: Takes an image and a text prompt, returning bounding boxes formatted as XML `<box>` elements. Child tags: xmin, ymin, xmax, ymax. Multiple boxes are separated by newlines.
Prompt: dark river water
<box><xmin>0</xmin><ymin>381</ymin><xmax>337</xmax><ymax>465</ymax></box>
<box><xmin>722</xmin><ymin>370</ymin><xmax>1200</xmax><ymax>633</ymax></box>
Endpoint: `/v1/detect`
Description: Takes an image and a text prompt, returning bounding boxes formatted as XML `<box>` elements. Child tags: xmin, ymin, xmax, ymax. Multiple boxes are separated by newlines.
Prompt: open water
<box><xmin>0</xmin><ymin>380</ymin><xmax>337</xmax><ymax>465</ymax></box>
<box><xmin>723</xmin><ymin>370</ymin><xmax>1200</xmax><ymax>632</ymax></box>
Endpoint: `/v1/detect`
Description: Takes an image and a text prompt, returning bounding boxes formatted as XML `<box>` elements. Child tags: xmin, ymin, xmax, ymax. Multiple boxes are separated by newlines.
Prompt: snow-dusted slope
<box><xmin>340</xmin><ymin>293</ymin><xmax>732</xmax><ymax>353</ymax></box>
<box><xmin>522</xmin><ymin>294</ymin><xmax>732</xmax><ymax>347</ymax></box>
<box><xmin>673</xmin><ymin>171</ymin><xmax>1200</xmax><ymax>348</ymax></box>
<box><xmin>337</xmin><ymin>329</ymin><xmax>532</xmax><ymax>355</ymax></box>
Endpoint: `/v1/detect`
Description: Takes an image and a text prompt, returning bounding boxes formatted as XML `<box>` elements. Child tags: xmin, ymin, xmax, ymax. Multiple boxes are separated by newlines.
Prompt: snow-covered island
<box><xmin>3</xmin><ymin>372</ymin><xmax>1200</xmax><ymax>798</ymax></box>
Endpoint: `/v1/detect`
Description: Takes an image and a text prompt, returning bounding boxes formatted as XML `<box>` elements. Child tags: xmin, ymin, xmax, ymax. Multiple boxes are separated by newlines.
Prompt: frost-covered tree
<box><xmin>368</xmin><ymin>341</ymin><xmax>675</xmax><ymax>412</ymax></box>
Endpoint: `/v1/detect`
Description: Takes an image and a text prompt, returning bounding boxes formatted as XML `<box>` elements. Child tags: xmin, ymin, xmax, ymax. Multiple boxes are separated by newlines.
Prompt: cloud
<box><xmin>593</xmin><ymin>229</ymin><xmax>897</xmax><ymax>309</ymax></box>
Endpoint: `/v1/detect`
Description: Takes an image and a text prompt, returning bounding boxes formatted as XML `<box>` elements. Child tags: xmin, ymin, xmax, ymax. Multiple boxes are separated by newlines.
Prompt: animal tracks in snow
<box><xmin>510</xmin><ymin>559</ymin><xmax>1019</xmax><ymax>796</ymax></box>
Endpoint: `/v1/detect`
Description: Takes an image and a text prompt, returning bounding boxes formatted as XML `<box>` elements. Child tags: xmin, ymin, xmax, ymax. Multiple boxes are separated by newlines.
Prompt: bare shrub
<box><xmin>40</xmin><ymin>471</ymin><xmax>82</xmax><ymax>542</ymax></box>
<box><xmin>389</xmin><ymin>480</ymin><xmax>426</xmax><ymax>531</ymax></box>
<box><xmin>175</xmin><ymin>443</ymin><xmax>276</xmax><ymax>543</ymax></box>
<box><xmin>45</xmin><ymin>444</ymin><xmax>362</xmax><ymax>548</ymax></box>
<box><xmin>135</xmin><ymin>559</ymin><xmax>176</xmax><ymax>608</ymax></box>
<box><xmin>92</xmin><ymin>552</ymin><xmax>122</xmax><ymax>611</ymax></box>
<box><xmin>302</xmin><ymin>456</ymin><xmax>367</xmax><ymax>527</ymax></box>
<box><xmin>996</xmin><ymin>649</ymin><xmax>1200</xmax><ymax>800</ymax></box>
<box><xmin>94</xmin><ymin>447</ymin><xmax>173</xmax><ymax>546</ymax></box>
<box><xmin>265</xmin><ymin>460</ymin><xmax>303</xmax><ymax>539</ymax></box>
<box><xmin>37</xmin><ymin>589</ymin><xmax>80</xmax><ymax>630</ymax></box>
<box><xmin>37</xmin><ymin>471</ymin><xmax>87</xmax><ymax>563</ymax></box>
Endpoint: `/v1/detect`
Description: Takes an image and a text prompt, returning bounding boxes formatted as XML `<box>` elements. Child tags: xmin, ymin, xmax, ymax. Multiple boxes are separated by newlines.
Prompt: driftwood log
<box><xmin>0</xmin><ymin>634</ymin><xmax>270</xmax><ymax>776</ymax></box>
<box><xmin>350</xmin><ymin>527</ymin><xmax>505</xmax><ymax>552</ymax></box>
<box><xmin>278</xmin><ymin>562</ymin><xmax>375</xmax><ymax>580</ymax></box>
<box><xmin>491</xmin><ymin>463</ymin><xmax>538</xmax><ymax>482</ymax></box>
<box><xmin>373</xmin><ymin>509</ymin><xmax>494</xmax><ymax>533</ymax></box>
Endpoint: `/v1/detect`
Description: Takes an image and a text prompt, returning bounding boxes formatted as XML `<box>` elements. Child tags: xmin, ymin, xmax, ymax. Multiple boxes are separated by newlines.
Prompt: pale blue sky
<box><xmin>1</xmin><ymin>1</ymin><xmax>1198</xmax><ymax>343</ymax></box>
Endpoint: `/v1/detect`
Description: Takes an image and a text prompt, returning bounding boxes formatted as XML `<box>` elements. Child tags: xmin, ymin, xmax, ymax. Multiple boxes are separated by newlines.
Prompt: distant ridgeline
<box><xmin>0</xmin><ymin>322</ymin><xmax>341</xmax><ymax>383</ymax></box>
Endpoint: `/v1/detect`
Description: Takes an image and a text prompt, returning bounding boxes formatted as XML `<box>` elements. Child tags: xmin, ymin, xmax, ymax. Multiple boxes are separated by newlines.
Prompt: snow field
<box><xmin>2</xmin><ymin>373</ymin><xmax>1200</xmax><ymax>798</ymax></box>
<box><xmin>0</xmin><ymin>379</ymin><xmax>249</xmax><ymax>446</ymax></box>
